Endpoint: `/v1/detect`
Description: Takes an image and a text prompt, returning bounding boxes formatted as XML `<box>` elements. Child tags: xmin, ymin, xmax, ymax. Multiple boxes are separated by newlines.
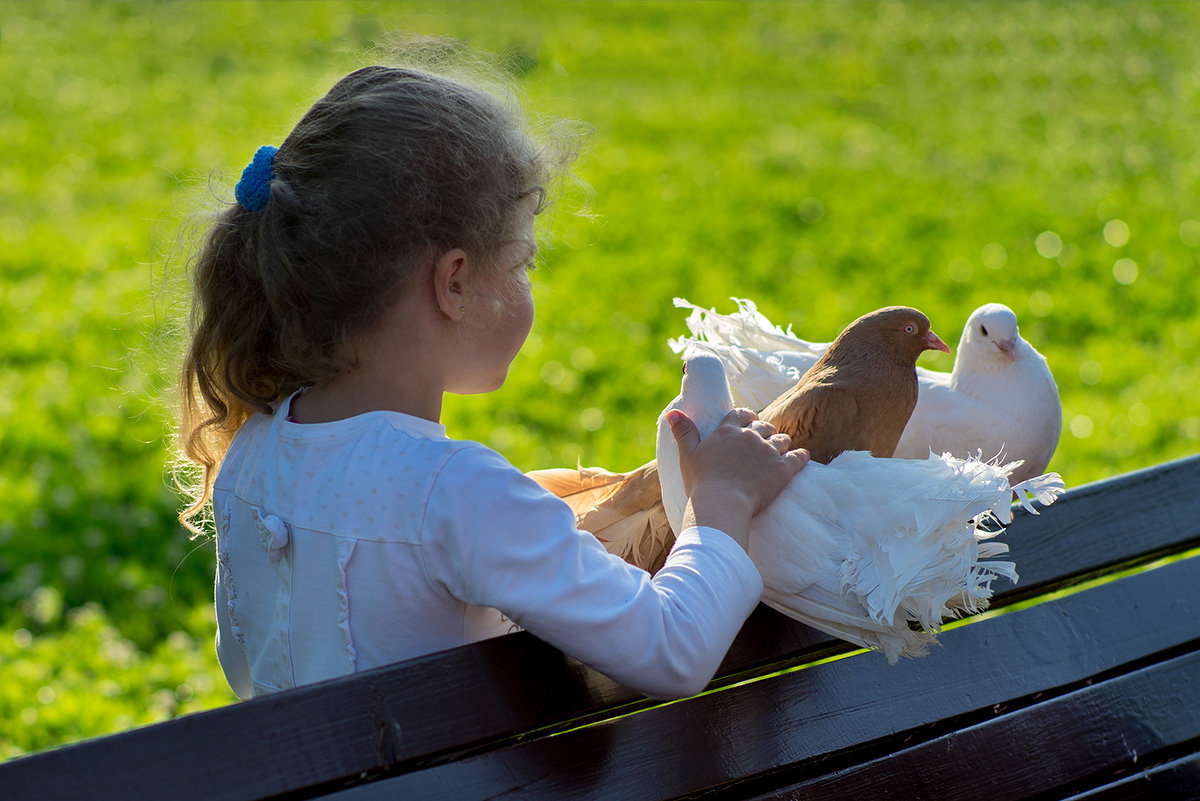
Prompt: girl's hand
<box><xmin>668</xmin><ymin>408</ymin><xmax>809</xmax><ymax>551</ymax></box>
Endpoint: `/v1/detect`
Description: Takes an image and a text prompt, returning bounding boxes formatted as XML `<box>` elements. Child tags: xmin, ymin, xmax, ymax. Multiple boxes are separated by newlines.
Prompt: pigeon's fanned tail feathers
<box><xmin>569</xmin><ymin>463</ymin><xmax>657</xmax><ymax>529</ymax></box>
<box><xmin>734</xmin><ymin>444</ymin><xmax>1060</xmax><ymax>664</ymax></box>
<box><xmin>827</xmin><ymin>451</ymin><xmax>1049</xmax><ymax>652</ymax></box>
<box><xmin>525</xmin><ymin>466</ymin><xmax>629</xmax><ymax>516</ymax></box>
<box><xmin>760</xmin><ymin>587</ymin><xmax>938</xmax><ymax>665</ymax></box>
<box><xmin>1011</xmin><ymin>472</ymin><xmax>1066</xmax><ymax>514</ymax></box>
<box><xmin>527</xmin><ymin>463</ymin><xmax>675</xmax><ymax>573</ymax></box>
<box><xmin>671</xmin><ymin>297</ymin><xmax>813</xmax><ymax>354</ymax></box>
<box><xmin>590</xmin><ymin>507</ymin><xmax>676</xmax><ymax>575</ymax></box>
<box><xmin>669</xmin><ymin>297</ymin><xmax>824</xmax><ymax>409</ymax></box>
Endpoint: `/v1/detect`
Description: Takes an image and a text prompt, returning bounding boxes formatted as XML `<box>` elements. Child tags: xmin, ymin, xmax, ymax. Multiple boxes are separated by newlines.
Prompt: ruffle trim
<box><xmin>217</xmin><ymin>506</ymin><xmax>245</xmax><ymax>648</ymax></box>
<box><xmin>335</xmin><ymin>537</ymin><xmax>358</xmax><ymax>667</ymax></box>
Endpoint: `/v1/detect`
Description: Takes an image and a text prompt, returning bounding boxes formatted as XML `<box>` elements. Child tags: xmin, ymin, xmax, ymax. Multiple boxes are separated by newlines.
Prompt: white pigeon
<box><xmin>656</xmin><ymin>352</ymin><xmax>1065</xmax><ymax>663</ymax></box>
<box><xmin>670</xmin><ymin>298</ymin><xmax>1062</xmax><ymax>483</ymax></box>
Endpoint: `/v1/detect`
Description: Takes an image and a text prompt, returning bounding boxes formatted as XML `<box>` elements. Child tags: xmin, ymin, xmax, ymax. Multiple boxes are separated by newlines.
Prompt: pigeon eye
<box><xmin>682</xmin><ymin>364</ymin><xmax>687</xmax><ymax>375</ymax></box>
<box><xmin>904</xmin><ymin>323</ymin><xmax>916</xmax><ymax>334</ymax></box>
<box><xmin>980</xmin><ymin>325</ymin><xmax>989</xmax><ymax>336</ymax></box>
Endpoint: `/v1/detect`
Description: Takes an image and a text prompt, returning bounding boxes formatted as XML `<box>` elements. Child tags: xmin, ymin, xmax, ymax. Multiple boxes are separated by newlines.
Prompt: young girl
<box><xmin>178</xmin><ymin>63</ymin><xmax>808</xmax><ymax>701</ymax></box>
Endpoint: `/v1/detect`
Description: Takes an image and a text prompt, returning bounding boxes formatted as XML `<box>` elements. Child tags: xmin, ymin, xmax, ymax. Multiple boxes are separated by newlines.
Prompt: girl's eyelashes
<box><xmin>516</xmin><ymin>250</ymin><xmax>539</xmax><ymax>272</ymax></box>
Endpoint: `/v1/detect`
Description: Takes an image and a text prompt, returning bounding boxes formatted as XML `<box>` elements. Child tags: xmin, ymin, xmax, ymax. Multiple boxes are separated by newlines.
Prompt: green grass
<box><xmin>3</xmin><ymin>0</ymin><xmax>1199</xmax><ymax>758</ymax></box>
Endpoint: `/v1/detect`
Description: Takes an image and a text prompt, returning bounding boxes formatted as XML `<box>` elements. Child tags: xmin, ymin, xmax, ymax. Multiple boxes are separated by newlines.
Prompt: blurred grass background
<box><xmin>2</xmin><ymin>0</ymin><xmax>1198</xmax><ymax>759</ymax></box>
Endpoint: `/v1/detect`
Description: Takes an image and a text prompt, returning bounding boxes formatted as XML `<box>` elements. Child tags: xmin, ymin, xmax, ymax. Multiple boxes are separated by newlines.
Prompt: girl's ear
<box><xmin>432</xmin><ymin>248</ymin><xmax>470</xmax><ymax>322</ymax></box>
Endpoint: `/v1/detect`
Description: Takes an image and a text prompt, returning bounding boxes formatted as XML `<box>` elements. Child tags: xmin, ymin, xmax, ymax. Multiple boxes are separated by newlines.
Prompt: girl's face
<box><xmin>451</xmin><ymin>199</ymin><xmax>537</xmax><ymax>395</ymax></box>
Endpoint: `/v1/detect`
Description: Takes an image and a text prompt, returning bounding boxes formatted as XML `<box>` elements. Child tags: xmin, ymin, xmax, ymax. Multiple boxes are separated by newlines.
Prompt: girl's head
<box><xmin>179</xmin><ymin>63</ymin><xmax>555</xmax><ymax>532</ymax></box>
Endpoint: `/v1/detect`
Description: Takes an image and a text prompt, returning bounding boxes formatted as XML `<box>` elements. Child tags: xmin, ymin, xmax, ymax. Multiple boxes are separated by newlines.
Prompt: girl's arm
<box><xmin>421</xmin><ymin>436</ymin><xmax>800</xmax><ymax>700</ymax></box>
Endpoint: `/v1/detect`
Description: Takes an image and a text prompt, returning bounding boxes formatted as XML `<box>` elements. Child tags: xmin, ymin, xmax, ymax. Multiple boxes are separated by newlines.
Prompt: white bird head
<box><xmin>656</xmin><ymin>350</ymin><xmax>736</xmax><ymax>536</ymax></box>
<box><xmin>959</xmin><ymin>303</ymin><xmax>1022</xmax><ymax>364</ymax></box>
<box><xmin>677</xmin><ymin>351</ymin><xmax>735</xmax><ymax>439</ymax></box>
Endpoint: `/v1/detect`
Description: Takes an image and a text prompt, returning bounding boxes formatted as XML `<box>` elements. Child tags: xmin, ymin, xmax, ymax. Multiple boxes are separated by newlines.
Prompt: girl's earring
<box><xmin>459</xmin><ymin>305</ymin><xmax>466</xmax><ymax>313</ymax></box>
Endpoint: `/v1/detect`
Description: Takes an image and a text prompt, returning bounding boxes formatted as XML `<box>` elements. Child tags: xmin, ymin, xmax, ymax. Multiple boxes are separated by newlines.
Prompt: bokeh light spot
<box><xmin>981</xmin><ymin>242</ymin><xmax>1007</xmax><ymax>269</ymax></box>
<box><xmin>1103</xmin><ymin>218</ymin><xmax>1130</xmax><ymax>247</ymax></box>
<box><xmin>1079</xmin><ymin>360</ymin><xmax>1103</xmax><ymax>386</ymax></box>
<box><xmin>1035</xmin><ymin>231</ymin><xmax>1062</xmax><ymax>258</ymax></box>
<box><xmin>947</xmin><ymin>257</ymin><xmax>972</xmax><ymax>283</ymax></box>
<box><xmin>1028</xmin><ymin>290</ymin><xmax>1053</xmax><ymax>317</ymax></box>
<box><xmin>796</xmin><ymin>197</ymin><xmax>825</xmax><ymax>224</ymax></box>
<box><xmin>540</xmin><ymin>360</ymin><xmax>565</xmax><ymax>386</ymax></box>
<box><xmin>1179</xmin><ymin>219</ymin><xmax>1200</xmax><ymax>247</ymax></box>
<box><xmin>1070</xmin><ymin>414</ymin><xmax>1094</xmax><ymax>439</ymax></box>
<box><xmin>1113</xmin><ymin>258</ymin><xmax>1139</xmax><ymax>285</ymax></box>
<box><xmin>579</xmin><ymin>407</ymin><xmax>605</xmax><ymax>431</ymax></box>
<box><xmin>569</xmin><ymin>346</ymin><xmax>596</xmax><ymax>371</ymax></box>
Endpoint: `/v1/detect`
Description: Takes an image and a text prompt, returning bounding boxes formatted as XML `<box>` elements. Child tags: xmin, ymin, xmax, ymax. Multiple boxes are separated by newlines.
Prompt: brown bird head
<box><xmin>760</xmin><ymin>306</ymin><xmax>948</xmax><ymax>462</ymax></box>
<box><xmin>826</xmin><ymin>306</ymin><xmax>951</xmax><ymax>367</ymax></box>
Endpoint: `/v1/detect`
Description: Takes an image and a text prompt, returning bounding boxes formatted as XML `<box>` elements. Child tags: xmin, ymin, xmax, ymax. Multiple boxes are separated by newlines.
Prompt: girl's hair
<box><xmin>178</xmin><ymin>64</ymin><xmax>552</xmax><ymax>535</ymax></box>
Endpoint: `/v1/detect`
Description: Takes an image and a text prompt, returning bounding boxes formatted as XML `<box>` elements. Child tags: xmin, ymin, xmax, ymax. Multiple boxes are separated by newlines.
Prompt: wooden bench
<box><xmin>5</xmin><ymin>455</ymin><xmax>1199</xmax><ymax>800</ymax></box>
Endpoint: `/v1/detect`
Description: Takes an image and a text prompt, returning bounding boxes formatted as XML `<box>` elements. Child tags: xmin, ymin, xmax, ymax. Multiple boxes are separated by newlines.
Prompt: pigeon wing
<box><xmin>765</xmin><ymin>383</ymin><xmax>858</xmax><ymax>464</ymax></box>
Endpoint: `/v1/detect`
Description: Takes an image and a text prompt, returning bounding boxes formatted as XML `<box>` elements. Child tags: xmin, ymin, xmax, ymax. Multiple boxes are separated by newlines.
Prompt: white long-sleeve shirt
<box><xmin>212</xmin><ymin>392</ymin><xmax>763</xmax><ymax>700</ymax></box>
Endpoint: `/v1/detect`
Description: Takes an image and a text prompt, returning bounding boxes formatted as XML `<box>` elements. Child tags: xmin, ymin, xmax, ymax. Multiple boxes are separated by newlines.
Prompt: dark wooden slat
<box><xmin>998</xmin><ymin>453</ymin><xmax>1200</xmax><ymax>597</ymax></box>
<box><xmin>324</xmin><ymin>555</ymin><xmax>1200</xmax><ymax>801</ymax></box>
<box><xmin>4</xmin><ymin>456</ymin><xmax>1197</xmax><ymax>801</ymax></box>
<box><xmin>1063</xmin><ymin>753</ymin><xmax>1200</xmax><ymax>801</ymax></box>
<box><xmin>745</xmin><ymin>650</ymin><xmax>1200</xmax><ymax>800</ymax></box>
<box><xmin>1</xmin><ymin>632</ymin><xmax>620</xmax><ymax>801</ymax></box>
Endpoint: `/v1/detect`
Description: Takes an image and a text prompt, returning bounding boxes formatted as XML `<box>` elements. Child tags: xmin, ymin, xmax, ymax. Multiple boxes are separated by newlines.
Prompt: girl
<box><xmin>178</xmin><ymin>63</ymin><xmax>808</xmax><ymax>701</ymax></box>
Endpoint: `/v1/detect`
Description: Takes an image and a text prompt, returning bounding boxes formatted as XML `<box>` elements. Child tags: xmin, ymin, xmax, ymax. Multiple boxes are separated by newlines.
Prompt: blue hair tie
<box><xmin>234</xmin><ymin>145</ymin><xmax>278</xmax><ymax>213</ymax></box>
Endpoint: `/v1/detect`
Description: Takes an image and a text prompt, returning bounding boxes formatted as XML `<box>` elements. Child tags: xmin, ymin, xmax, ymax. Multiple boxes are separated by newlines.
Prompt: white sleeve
<box><xmin>420</xmin><ymin>446</ymin><xmax>763</xmax><ymax>699</ymax></box>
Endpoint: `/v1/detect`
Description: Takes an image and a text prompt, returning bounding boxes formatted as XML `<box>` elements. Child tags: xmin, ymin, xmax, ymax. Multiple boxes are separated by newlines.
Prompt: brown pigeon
<box><xmin>530</xmin><ymin>306</ymin><xmax>949</xmax><ymax>573</ymax></box>
<box><xmin>759</xmin><ymin>306</ymin><xmax>949</xmax><ymax>464</ymax></box>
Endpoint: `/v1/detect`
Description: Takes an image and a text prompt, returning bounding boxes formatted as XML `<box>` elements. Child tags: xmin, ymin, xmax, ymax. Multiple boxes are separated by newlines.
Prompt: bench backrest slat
<box><xmin>1062</xmin><ymin>753</ymin><xmax>1200</xmax><ymax>801</ymax></box>
<box><xmin>321</xmin><ymin>554</ymin><xmax>1200</xmax><ymax>801</ymax></box>
<box><xmin>755</xmin><ymin>649</ymin><xmax>1200</xmax><ymax>800</ymax></box>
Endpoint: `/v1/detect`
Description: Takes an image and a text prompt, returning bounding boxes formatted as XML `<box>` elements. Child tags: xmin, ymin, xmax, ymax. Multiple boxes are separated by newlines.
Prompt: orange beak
<box><xmin>925</xmin><ymin>330</ymin><xmax>951</xmax><ymax>353</ymax></box>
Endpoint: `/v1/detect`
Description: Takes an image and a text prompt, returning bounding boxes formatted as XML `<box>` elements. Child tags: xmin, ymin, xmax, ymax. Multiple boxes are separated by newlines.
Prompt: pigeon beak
<box><xmin>996</xmin><ymin>339</ymin><xmax>1016</xmax><ymax>362</ymax></box>
<box><xmin>925</xmin><ymin>330</ymin><xmax>951</xmax><ymax>353</ymax></box>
